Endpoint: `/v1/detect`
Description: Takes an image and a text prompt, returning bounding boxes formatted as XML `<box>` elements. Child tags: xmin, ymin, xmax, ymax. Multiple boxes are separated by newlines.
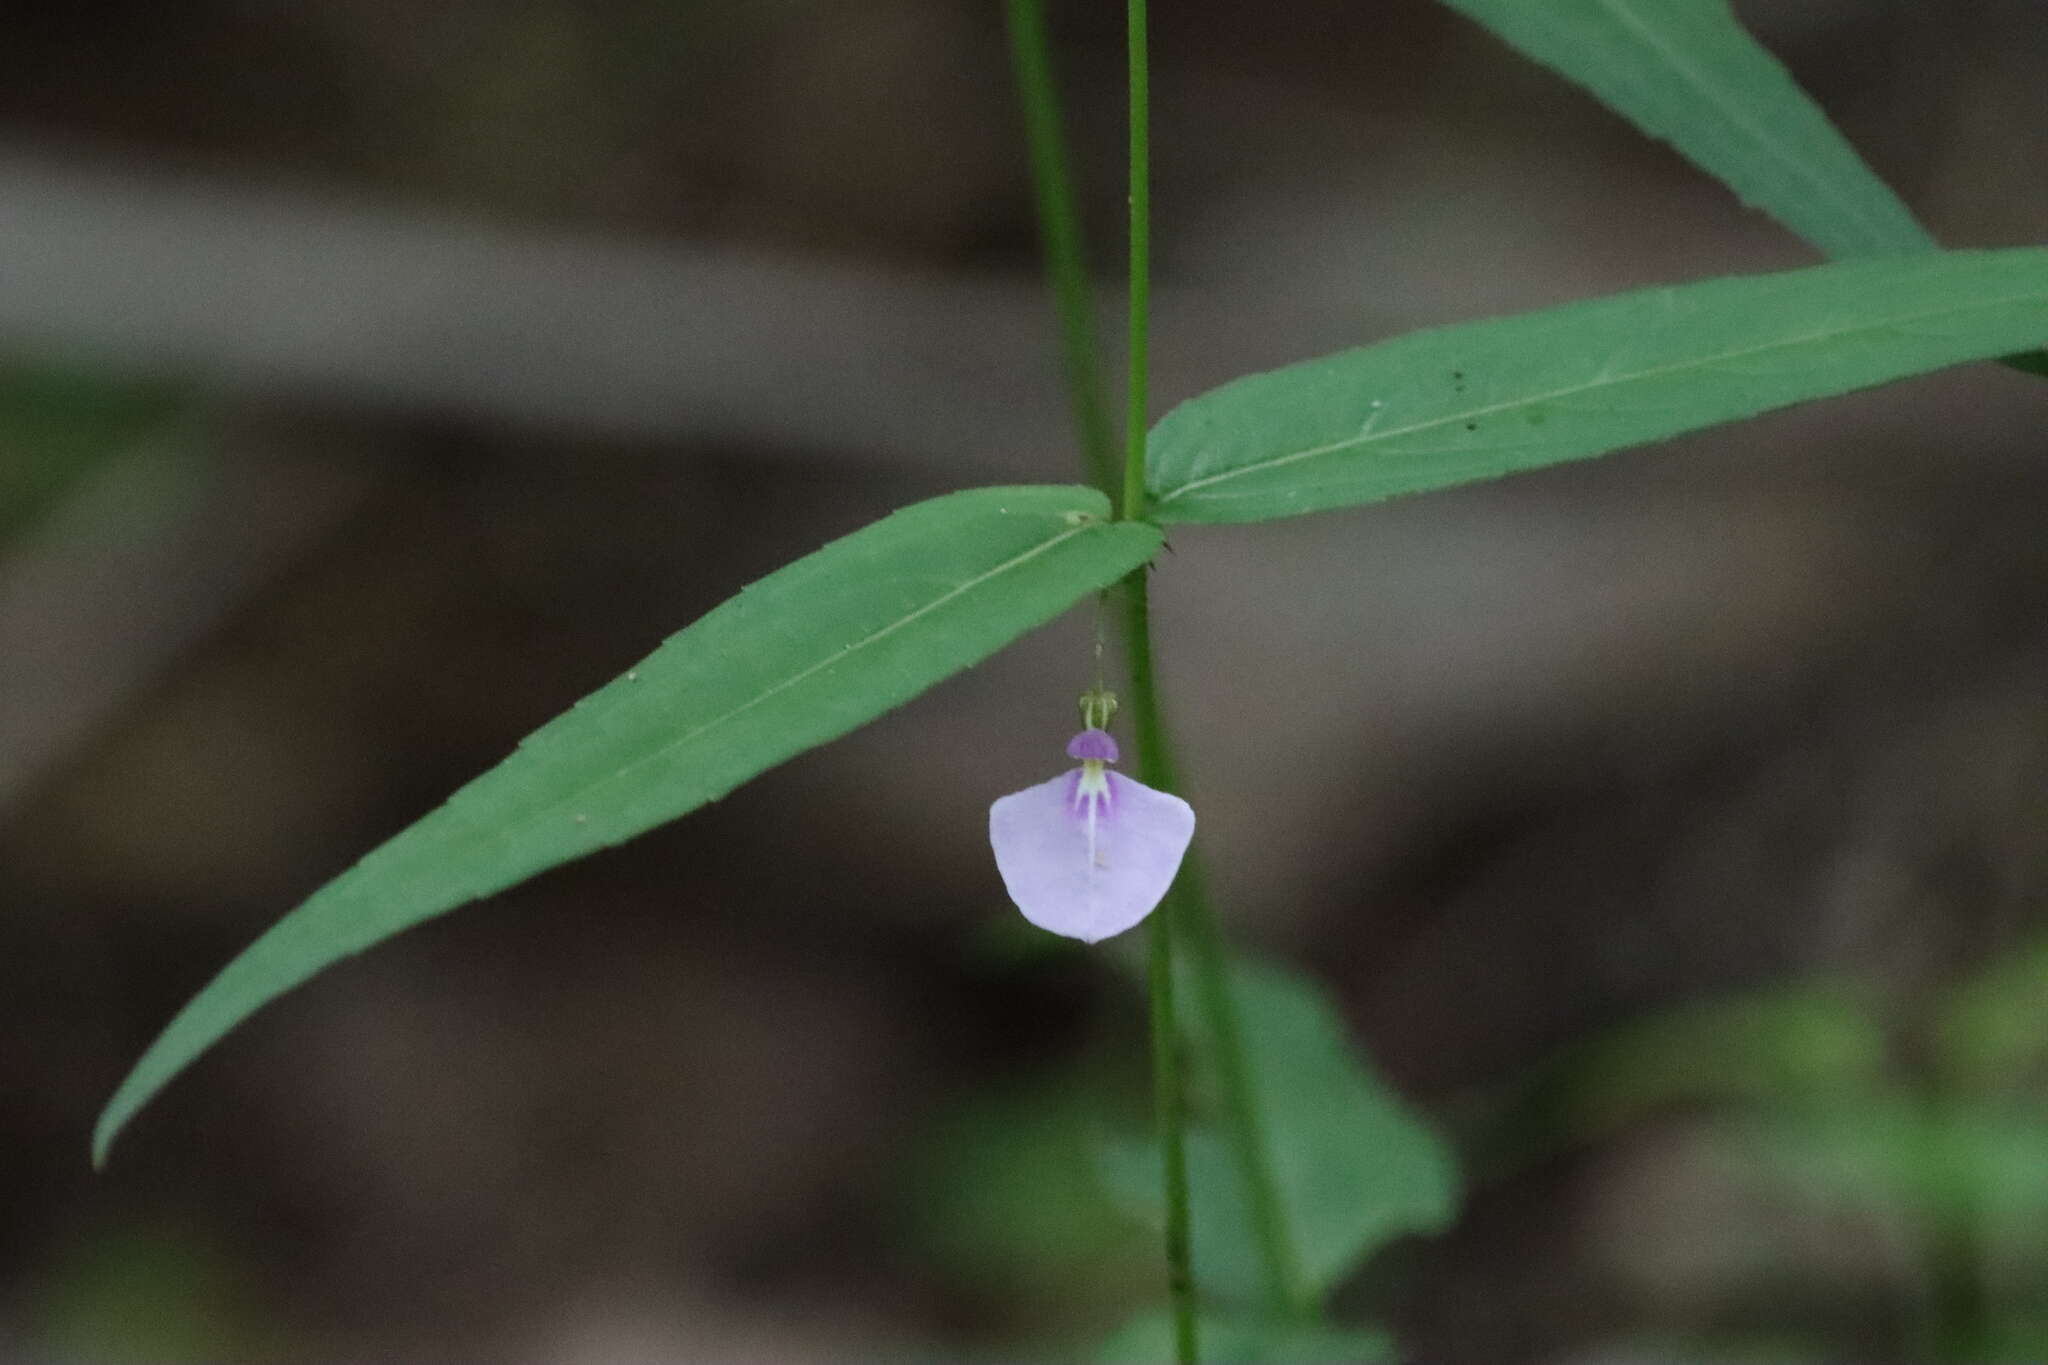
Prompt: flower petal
<box><xmin>1066</xmin><ymin>727</ymin><xmax>1120</xmax><ymax>762</ymax></box>
<box><xmin>989</xmin><ymin>768</ymin><xmax>1195</xmax><ymax>943</ymax></box>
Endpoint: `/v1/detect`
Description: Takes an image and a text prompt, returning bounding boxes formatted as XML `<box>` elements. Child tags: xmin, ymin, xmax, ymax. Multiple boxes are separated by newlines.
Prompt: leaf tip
<box><xmin>90</xmin><ymin>1103</ymin><xmax>125</xmax><ymax>1172</ymax></box>
<box><xmin>91</xmin><ymin>1050</ymin><xmax>165</xmax><ymax>1171</ymax></box>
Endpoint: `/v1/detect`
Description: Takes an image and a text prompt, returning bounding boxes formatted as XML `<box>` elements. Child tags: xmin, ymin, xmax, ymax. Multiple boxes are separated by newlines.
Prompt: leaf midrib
<box><xmin>404</xmin><ymin>515</ymin><xmax>1109</xmax><ymax>862</ymax></box>
<box><xmin>1152</xmin><ymin>281</ymin><xmax>2044</xmax><ymax>506</ymax></box>
<box><xmin>93</xmin><ymin>505</ymin><xmax>1128</xmax><ymax>1166</ymax></box>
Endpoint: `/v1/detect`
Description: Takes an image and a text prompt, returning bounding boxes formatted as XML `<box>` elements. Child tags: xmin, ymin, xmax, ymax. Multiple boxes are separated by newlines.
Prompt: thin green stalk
<box><xmin>1147</xmin><ymin>871</ymin><xmax>1196</xmax><ymax>1363</ymax></box>
<box><xmin>1001</xmin><ymin>0</ymin><xmax>1119</xmax><ymax>498</ymax></box>
<box><xmin>1174</xmin><ymin>849</ymin><xmax>1310</xmax><ymax>1317</ymax></box>
<box><xmin>1121</xmin><ymin>6</ymin><xmax>1193</xmax><ymax>1357</ymax></box>
<box><xmin>1120</xmin><ymin>580</ymin><xmax>1306</xmax><ymax>1319</ymax></box>
<box><xmin>1120</xmin><ymin>0</ymin><xmax>1152</xmax><ymax>524</ymax></box>
<box><xmin>1123</xmin><ymin>569</ymin><xmax>1197</xmax><ymax>1365</ymax></box>
<box><xmin>1006</xmin><ymin>0</ymin><xmax>1301</xmax><ymax>1340</ymax></box>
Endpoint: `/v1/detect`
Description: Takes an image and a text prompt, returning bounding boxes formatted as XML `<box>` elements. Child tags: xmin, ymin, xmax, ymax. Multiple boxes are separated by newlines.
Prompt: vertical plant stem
<box><xmin>1174</xmin><ymin>850</ymin><xmax>1310</xmax><ymax>1316</ymax></box>
<box><xmin>1121</xmin><ymin>3</ymin><xmax>1195</xmax><ymax>1360</ymax></box>
<box><xmin>1124</xmin><ymin>571</ymin><xmax>1198</xmax><ymax>1365</ymax></box>
<box><xmin>1000</xmin><ymin>0</ymin><xmax>1119</xmax><ymax>498</ymax></box>
<box><xmin>1121</xmin><ymin>589</ymin><xmax>1305</xmax><ymax>1319</ymax></box>
<box><xmin>1121</xmin><ymin>0</ymin><xmax>1152</xmax><ymax>525</ymax></box>
<box><xmin>1007</xmin><ymin>0</ymin><xmax>1300</xmax><ymax>1340</ymax></box>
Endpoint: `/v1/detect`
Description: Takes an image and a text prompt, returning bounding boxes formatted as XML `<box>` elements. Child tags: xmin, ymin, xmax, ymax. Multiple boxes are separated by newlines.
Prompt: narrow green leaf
<box><xmin>94</xmin><ymin>486</ymin><xmax>1160</xmax><ymax>1165</ymax></box>
<box><xmin>1099</xmin><ymin>959</ymin><xmax>1458</xmax><ymax>1304</ymax></box>
<box><xmin>1148</xmin><ymin>249</ymin><xmax>2048</xmax><ymax>524</ymax></box>
<box><xmin>1438</xmin><ymin>0</ymin><xmax>1932</xmax><ymax>259</ymax></box>
<box><xmin>1436</xmin><ymin>1</ymin><xmax>2048</xmax><ymax>378</ymax></box>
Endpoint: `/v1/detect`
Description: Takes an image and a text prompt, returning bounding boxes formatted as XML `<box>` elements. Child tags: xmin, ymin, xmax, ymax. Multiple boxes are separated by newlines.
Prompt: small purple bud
<box><xmin>1065</xmin><ymin>727</ymin><xmax>1120</xmax><ymax>763</ymax></box>
<box><xmin>989</xmin><ymin>732</ymin><xmax>1194</xmax><ymax>944</ymax></box>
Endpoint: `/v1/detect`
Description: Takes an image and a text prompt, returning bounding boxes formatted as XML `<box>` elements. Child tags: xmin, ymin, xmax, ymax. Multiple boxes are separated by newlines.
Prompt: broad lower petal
<box><xmin>989</xmin><ymin>770</ymin><xmax>1195</xmax><ymax>943</ymax></box>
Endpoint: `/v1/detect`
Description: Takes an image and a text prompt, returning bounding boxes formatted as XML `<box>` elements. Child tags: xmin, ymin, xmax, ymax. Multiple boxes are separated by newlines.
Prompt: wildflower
<box><xmin>989</xmin><ymin>715</ymin><xmax>1195</xmax><ymax>944</ymax></box>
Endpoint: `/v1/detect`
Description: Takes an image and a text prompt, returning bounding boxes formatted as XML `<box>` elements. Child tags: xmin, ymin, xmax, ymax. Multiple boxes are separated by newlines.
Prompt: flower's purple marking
<box><xmin>989</xmin><ymin>727</ymin><xmax>1195</xmax><ymax>943</ymax></box>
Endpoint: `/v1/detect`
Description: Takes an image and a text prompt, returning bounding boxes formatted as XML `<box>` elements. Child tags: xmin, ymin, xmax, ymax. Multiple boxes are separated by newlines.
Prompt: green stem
<box><xmin>1007</xmin><ymin>0</ymin><xmax>1300</xmax><ymax>1341</ymax></box>
<box><xmin>1121</xmin><ymin>0</ymin><xmax>1152</xmax><ymax>524</ymax></box>
<box><xmin>1175</xmin><ymin>849</ymin><xmax>1310</xmax><ymax>1317</ymax></box>
<box><xmin>1000</xmin><ymin>0</ymin><xmax>1119</xmax><ymax>498</ymax></box>
<box><xmin>1122</xmin><ymin>2</ymin><xmax>1192</xmax><ymax>1355</ymax></box>
<box><xmin>1117</xmin><ymin>0</ymin><xmax>1302</xmax><ymax>1322</ymax></box>
<box><xmin>1122</xmin><ymin>581</ymin><xmax>1306</xmax><ymax>1321</ymax></box>
<box><xmin>1148</xmin><ymin>875</ymin><xmax>1196</xmax><ymax>1363</ymax></box>
<box><xmin>1124</xmin><ymin>570</ymin><xmax>1197</xmax><ymax>1365</ymax></box>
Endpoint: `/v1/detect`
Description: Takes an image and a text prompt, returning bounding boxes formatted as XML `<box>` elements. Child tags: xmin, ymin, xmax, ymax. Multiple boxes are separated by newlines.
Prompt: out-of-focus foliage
<box><xmin>1482</xmin><ymin>983</ymin><xmax>1889</xmax><ymax>1169</ymax></box>
<box><xmin>1099</xmin><ymin>959</ymin><xmax>1457</xmax><ymax>1329</ymax></box>
<box><xmin>903</xmin><ymin>1075</ymin><xmax>1155</xmax><ymax>1318</ymax></box>
<box><xmin>906</xmin><ymin>956</ymin><xmax>1451</xmax><ymax>1356</ymax></box>
<box><xmin>1939</xmin><ymin>937</ymin><xmax>2048</xmax><ymax>1095</ymax></box>
<box><xmin>1483</xmin><ymin>938</ymin><xmax>2048</xmax><ymax>1360</ymax></box>
<box><xmin>27</xmin><ymin>1216</ymin><xmax>277</xmax><ymax>1364</ymax></box>
<box><xmin>0</xmin><ymin>362</ymin><xmax>186</xmax><ymax>542</ymax></box>
<box><xmin>1093</xmin><ymin>1309</ymin><xmax>1393</xmax><ymax>1364</ymax></box>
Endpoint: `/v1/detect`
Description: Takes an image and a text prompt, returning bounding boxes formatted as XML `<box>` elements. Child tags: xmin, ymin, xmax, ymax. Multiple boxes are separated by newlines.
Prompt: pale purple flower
<box><xmin>989</xmin><ymin>727</ymin><xmax>1196</xmax><ymax>943</ymax></box>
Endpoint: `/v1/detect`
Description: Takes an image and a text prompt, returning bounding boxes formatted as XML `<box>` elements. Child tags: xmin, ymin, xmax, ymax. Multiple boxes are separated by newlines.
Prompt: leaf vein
<box><xmin>1153</xmin><ymin>288</ymin><xmax>2043</xmax><ymax>505</ymax></box>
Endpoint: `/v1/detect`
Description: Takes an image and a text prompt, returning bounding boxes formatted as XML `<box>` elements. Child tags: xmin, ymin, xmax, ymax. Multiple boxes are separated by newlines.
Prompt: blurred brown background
<box><xmin>3</xmin><ymin>0</ymin><xmax>2046</xmax><ymax>1360</ymax></box>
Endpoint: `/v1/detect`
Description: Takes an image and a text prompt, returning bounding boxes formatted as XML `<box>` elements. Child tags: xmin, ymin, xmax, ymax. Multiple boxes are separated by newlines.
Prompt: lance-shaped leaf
<box><xmin>1438</xmin><ymin>0</ymin><xmax>1933</xmax><ymax>259</ymax></box>
<box><xmin>1433</xmin><ymin>2</ymin><xmax>2048</xmax><ymax>378</ymax></box>
<box><xmin>1148</xmin><ymin>249</ymin><xmax>2048</xmax><ymax>524</ymax></box>
<box><xmin>95</xmin><ymin>485</ymin><xmax>1161</xmax><ymax>1165</ymax></box>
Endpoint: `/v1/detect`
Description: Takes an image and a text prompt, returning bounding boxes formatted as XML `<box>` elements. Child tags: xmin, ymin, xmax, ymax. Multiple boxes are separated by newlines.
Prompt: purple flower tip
<box><xmin>1065</xmin><ymin>728</ymin><xmax>1119</xmax><ymax>763</ymax></box>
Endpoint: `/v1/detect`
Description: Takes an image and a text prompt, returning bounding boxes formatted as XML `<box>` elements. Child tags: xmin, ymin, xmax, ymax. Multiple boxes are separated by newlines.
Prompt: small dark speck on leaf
<box><xmin>1463</xmin><ymin>421</ymin><xmax>1478</xmax><ymax>432</ymax></box>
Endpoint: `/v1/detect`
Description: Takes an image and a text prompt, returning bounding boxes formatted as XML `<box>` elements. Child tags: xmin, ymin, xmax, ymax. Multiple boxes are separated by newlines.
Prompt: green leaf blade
<box><xmin>95</xmin><ymin>485</ymin><xmax>1160</xmax><ymax>1165</ymax></box>
<box><xmin>1218</xmin><ymin>960</ymin><xmax>1458</xmax><ymax>1297</ymax></box>
<box><xmin>1439</xmin><ymin>0</ymin><xmax>1933</xmax><ymax>259</ymax></box>
<box><xmin>1149</xmin><ymin>249</ymin><xmax>2048</xmax><ymax>524</ymax></box>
